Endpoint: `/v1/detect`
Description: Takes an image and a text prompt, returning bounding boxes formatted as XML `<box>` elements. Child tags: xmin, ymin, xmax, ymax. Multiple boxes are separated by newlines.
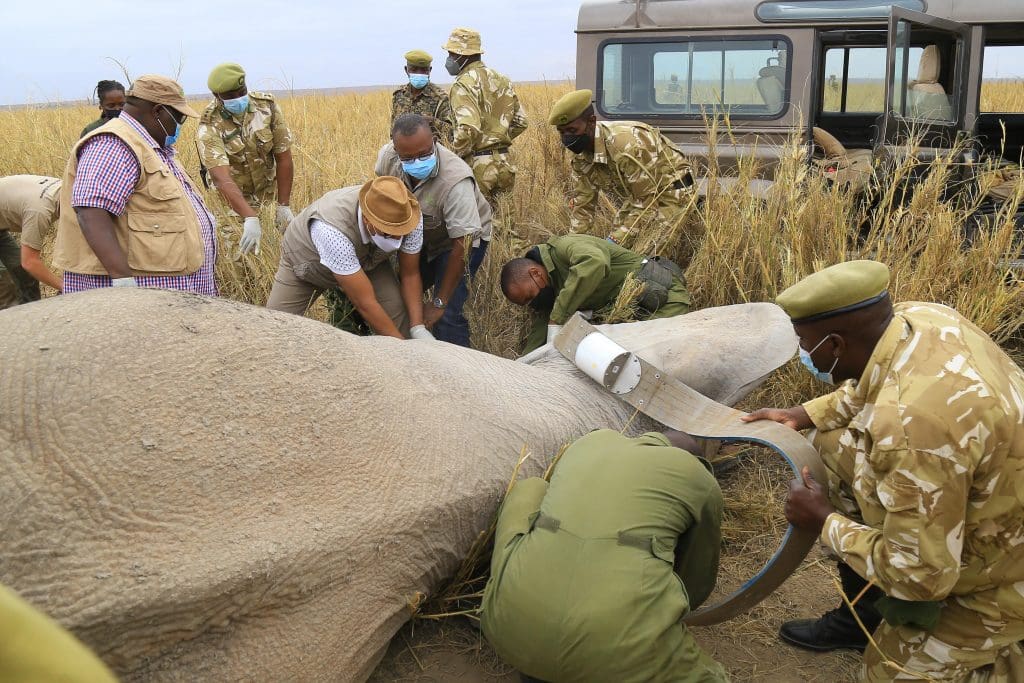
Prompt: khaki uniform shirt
<box><xmin>390</xmin><ymin>82</ymin><xmax>453</xmax><ymax>145</ymax></box>
<box><xmin>804</xmin><ymin>302</ymin><xmax>1024</xmax><ymax>617</ymax></box>
<box><xmin>569</xmin><ymin>121</ymin><xmax>693</xmax><ymax>231</ymax></box>
<box><xmin>196</xmin><ymin>92</ymin><xmax>292</xmax><ymax>204</ymax></box>
<box><xmin>0</xmin><ymin>175</ymin><xmax>61</xmax><ymax>250</ymax></box>
<box><xmin>449</xmin><ymin>61</ymin><xmax>528</xmax><ymax>158</ymax></box>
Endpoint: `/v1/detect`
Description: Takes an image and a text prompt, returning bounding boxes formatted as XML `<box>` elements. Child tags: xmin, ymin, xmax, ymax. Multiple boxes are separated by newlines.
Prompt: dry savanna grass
<box><xmin>1</xmin><ymin>80</ymin><xmax>1022</xmax><ymax>680</ymax></box>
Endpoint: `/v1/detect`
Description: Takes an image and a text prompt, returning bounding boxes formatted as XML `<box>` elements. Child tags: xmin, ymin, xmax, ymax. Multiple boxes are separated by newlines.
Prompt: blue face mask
<box><xmin>157</xmin><ymin>110</ymin><xmax>182</xmax><ymax>147</ymax></box>
<box><xmin>799</xmin><ymin>335</ymin><xmax>838</xmax><ymax>385</ymax></box>
<box><xmin>222</xmin><ymin>94</ymin><xmax>249</xmax><ymax>116</ymax></box>
<box><xmin>408</xmin><ymin>73</ymin><xmax>429</xmax><ymax>89</ymax></box>
<box><xmin>401</xmin><ymin>151</ymin><xmax>437</xmax><ymax>180</ymax></box>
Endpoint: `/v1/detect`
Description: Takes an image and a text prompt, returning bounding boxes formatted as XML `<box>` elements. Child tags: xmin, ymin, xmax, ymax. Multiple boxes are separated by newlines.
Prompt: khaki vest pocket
<box><xmin>126</xmin><ymin>213</ymin><xmax>188</xmax><ymax>273</ymax></box>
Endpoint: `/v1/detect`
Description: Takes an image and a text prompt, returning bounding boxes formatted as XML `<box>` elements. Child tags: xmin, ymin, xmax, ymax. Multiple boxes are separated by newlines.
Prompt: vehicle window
<box><xmin>888</xmin><ymin>19</ymin><xmax>957</xmax><ymax>123</ymax></box>
<box><xmin>822</xmin><ymin>46</ymin><xmax>923</xmax><ymax>113</ymax></box>
<box><xmin>599</xmin><ymin>39</ymin><xmax>790</xmax><ymax>118</ymax></box>
<box><xmin>981</xmin><ymin>46</ymin><xmax>1024</xmax><ymax>113</ymax></box>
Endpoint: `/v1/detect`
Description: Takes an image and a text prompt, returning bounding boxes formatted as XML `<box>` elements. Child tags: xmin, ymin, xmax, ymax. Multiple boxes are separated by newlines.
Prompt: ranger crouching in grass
<box><xmin>500</xmin><ymin>234</ymin><xmax>690</xmax><ymax>353</ymax></box>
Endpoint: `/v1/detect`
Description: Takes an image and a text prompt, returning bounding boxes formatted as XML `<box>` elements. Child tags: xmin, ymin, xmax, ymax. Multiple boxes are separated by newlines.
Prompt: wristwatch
<box><xmin>432</xmin><ymin>296</ymin><xmax>447</xmax><ymax>309</ymax></box>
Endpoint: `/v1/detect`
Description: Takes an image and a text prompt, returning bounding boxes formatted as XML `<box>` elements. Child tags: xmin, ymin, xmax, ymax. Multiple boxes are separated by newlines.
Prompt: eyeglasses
<box><xmin>160</xmin><ymin>106</ymin><xmax>187</xmax><ymax>126</ymax></box>
<box><xmin>398</xmin><ymin>146</ymin><xmax>436</xmax><ymax>164</ymax></box>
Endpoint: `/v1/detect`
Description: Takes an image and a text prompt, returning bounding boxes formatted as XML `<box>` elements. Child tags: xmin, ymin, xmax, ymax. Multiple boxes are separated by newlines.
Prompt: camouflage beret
<box><xmin>207</xmin><ymin>63</ymin><xmax>246</xmax><ymax>94</ymax></box>
<box><xmin>404</xmin><ymin>50</ymin><xmax>433</xmax><ymax>67</ymax></box>
<box><xmin>776</xmin><ymin>260</ymin><xmax>891</xmax><ymax>323</ymax></box>
<box><xmin>548</xmin><ymin>89</ymin><xmax>594</xmax><ymax>126</ymax></box>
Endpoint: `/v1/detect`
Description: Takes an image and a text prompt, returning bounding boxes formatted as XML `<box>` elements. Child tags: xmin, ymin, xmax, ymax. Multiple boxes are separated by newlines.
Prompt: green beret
<box><xmin>548</xmin><ymin>89</ymin><xmax>594</xmax><ymax>126</ymax></box>
<box><xmin>404</xmin><ymin>50</ymin><xmax>433</xmax><ymax>67</ymax></box>
<box><xmin>207</xmin><ymin>63</ymin><xmax>246</xmax><ymax>94</ymax></box>
<box><xmin>776</xmin><ymin>260</ymin><xmax>891</xmax><ymax>323</ymax></box>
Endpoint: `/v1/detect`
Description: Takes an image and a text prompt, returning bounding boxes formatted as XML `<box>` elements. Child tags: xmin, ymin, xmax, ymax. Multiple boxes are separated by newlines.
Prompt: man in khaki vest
<box><xmin>54</xmin><ymin>74</ymin><xmax>218</xmax><ymax>295</ymax></box>
<box><xmin>374</xmin><ymin>113</ymin><xmax>491</xmax><ymax>347</ymax></box>
<box><xmin>0</xmin><ymin>175</ymin><xmax>62</xmax><ymax>308</ymax></box>
<box><xmin>267</xmin><ymin>176</ymin><xmax>433</xmax><ymax>340</ymax></box>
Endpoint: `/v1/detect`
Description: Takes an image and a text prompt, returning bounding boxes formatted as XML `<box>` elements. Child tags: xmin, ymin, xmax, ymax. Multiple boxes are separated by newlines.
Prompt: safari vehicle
<box><xmin>575</xmin><ymin>0</ymin><xmax>1024</xmax><ymax>189</ymax></box>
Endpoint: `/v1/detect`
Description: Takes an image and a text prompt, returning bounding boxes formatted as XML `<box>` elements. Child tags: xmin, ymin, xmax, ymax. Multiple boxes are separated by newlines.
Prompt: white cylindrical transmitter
<box><xmin>573</xmin><ymin>332</ymin><xmax>643</xmax><ymax>395</ymax></box>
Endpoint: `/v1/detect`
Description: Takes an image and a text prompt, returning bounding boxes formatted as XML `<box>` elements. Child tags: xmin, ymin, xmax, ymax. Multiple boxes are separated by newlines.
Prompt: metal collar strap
<box><xmin>553</xmin><ymin>314</ymin><xmax>827</xmax><ymax>626</ymax></box>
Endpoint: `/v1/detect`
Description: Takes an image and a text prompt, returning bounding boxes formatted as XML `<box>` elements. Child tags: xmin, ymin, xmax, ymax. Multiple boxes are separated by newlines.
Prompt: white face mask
<box><xmin>368</xmin><ymin>227</ymin><xmax>402</xmax><ymax>252</ymax></box>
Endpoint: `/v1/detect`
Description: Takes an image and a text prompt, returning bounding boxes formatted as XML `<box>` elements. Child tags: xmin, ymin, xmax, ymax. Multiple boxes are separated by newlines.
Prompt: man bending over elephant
<box><xmin>501</xmin><ymin>234</ymin><xmax>690</xmax><ymax>353</ymax></box>
<box><xmin>481</xmin><ymin>429</ymin><xmax>727</xmax><ymax>682</ymax></box>
<box><xmin>267</xmin><ymin>176</ymin><xmax>433</xmax><ymax>340</ymax></box>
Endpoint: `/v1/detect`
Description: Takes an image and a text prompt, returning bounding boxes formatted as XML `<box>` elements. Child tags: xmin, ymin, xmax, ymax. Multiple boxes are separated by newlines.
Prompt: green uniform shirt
<box><xmin>569</xmin><ymin>120</ymin><xmax>693</xmax><ymax>232</ymax></box>
<box><xmin>390</xmin><ymin>82</ymin><xmax>453</xmax><ymax>145</ymax></box>
<box><xmin>195</xmin><ymin>91</ymin><xmax>293</xmax><ymax>204</ymax></box>
<box><xmin>804</xmin><ymin>302</ymin><xmax>1024</xmax><ymax>619</ymax></box>
<box><xmin>79</xmin><ymin>118</ymin><xmax>107</xmax><ymax>139</ymax></box>
<box><xmin>482</xmin><ymin>430</ymin><xmax>725</xmax><ymax>683</ymax></box>
<box><xmin>537</xmin><ymin>234</ymin><xmax>645</xmax><ymax>325</ymax></box>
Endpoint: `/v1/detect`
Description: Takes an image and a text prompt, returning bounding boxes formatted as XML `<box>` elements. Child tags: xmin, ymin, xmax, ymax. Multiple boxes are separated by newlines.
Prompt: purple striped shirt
<box><xmin>65</xmin><ymin>112</ymin><xmax>219</xmax><ymax>295</ymax></box>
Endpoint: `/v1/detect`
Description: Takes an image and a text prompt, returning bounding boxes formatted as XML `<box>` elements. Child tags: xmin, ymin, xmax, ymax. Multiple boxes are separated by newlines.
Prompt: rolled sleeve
<box><xmin>440</xmin><ymin>178</ymin><xmax>482</xmax><ymax>239</ymax></box>
<box><xmin>71</xmin><ymin>135</ymin><xmax>139</xmax><ymax>216</ymax></box>
<box><xmin>195</xmin><ymin>123</ymin><xmax>230</xmax><ymax>170</ymax></box>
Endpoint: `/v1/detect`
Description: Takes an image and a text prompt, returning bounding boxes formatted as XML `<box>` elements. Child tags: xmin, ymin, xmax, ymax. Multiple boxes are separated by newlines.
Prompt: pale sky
<box><xmin>0</xmin><ymin>0</ymin><xmax>580</xmax><ymax>105</ymax></box>
<box><xmin>1</xmin><ymin>1</ymin><xmax>1021</xmax><ymax>106</ymax></box>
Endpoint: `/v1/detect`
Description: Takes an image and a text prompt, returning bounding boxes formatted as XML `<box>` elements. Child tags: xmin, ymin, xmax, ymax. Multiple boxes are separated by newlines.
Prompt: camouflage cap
<box><xmin>404</xmin><ymin>50</ymin><xmax>433</xmax><ymax>67</ymax></box>
<box><xmin>777</xmin><ymin>260</ymin><xmax>891</xmax><ymax>323</ymax></box>
<box><xmin>207</xmin><ymin>63</ymin><xmax>246</xmax><ymax>95</ymax></box>
<box><xmin>127</xmin><ymin>75</ymin><xmax>199</xmax><ymax>118</ymax></box>
<box><xmin>442</xmin><ymin>27</ymin><xmax>484</xmax><ymax>56</ymax></box>
<box><xmin>359</xmin><ymin>176</ymin><xmax>421</xmax><ymax>236</ymax></box>
<box><xmin>548</xmin><ymin>89</ymin><xmax>594</xmax><ymax>126</ymax></box>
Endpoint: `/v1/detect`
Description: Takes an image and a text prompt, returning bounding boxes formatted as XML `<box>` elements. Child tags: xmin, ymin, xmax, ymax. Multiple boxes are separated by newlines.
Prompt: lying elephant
<box><xmin>0</xmin><ymin>289</ymin><xmax>796</xmax><ymax>681</ymax></box>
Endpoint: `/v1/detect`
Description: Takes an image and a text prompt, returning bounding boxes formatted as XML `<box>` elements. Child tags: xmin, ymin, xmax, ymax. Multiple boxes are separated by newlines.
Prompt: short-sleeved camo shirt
<box><xmin>195</xmin><ymin>91</ymin><xmax>292</xmax><ymax>204</ymax></box>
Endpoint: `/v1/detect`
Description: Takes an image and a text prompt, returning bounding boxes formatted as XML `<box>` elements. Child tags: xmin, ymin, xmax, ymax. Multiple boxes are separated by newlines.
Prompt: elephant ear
<box><xmin>522</xmin><ymin>303</ymin><xmax>797</xmax><ymax>407</ymax></box>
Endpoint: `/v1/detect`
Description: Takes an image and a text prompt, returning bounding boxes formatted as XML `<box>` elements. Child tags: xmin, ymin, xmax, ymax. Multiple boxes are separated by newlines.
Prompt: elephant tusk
<box><xmin>553</xmin><ymin>313</ymin><xmax>827</xmax><ymax>626</ymax></box>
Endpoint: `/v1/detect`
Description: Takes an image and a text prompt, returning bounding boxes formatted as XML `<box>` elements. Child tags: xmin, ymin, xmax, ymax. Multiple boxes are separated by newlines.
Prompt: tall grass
<box><xmin>0</xmin><ymin>81</ymin><xmax>1020</xmax><ymax>366</ymax></box>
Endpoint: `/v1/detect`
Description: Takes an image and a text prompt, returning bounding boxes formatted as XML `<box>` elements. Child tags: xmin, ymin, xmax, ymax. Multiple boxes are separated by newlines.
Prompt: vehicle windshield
<box><xmin>600</xmin><ymin>38</ymin><xmax>791</xmax><ymax>118</ymax></box>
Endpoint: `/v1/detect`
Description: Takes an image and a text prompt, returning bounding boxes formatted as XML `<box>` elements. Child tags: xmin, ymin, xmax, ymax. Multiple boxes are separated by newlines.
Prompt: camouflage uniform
<box><xmin>449</xmin><ymin>60</ymin><xmax>528</xmax><ymax>201</ymax></box>
<box><xmin>391</xmin><ymin>82</ymin><xmax>453</xmax><ymax>145</ymax></box>
<box><xmin>195</xmin><ymin>92</ymin><xmax>293</xmax><ymax>206</ymax></box>
<box><xmin>802</xmin><ymin>301</ymin><xmax>1024</xmax><ymax>681</ymax></box>
<box><xmin>569</xmin><ymin>120</ymin><xmax>696</xmax><ymax>254</ymax></box>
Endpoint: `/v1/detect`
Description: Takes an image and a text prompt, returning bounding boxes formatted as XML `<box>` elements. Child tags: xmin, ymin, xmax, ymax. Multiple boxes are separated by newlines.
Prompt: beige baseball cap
<box><xmin>127</xmin><ymin>74</ymin><xmax>199</xmax><ymax>118</ymax></box>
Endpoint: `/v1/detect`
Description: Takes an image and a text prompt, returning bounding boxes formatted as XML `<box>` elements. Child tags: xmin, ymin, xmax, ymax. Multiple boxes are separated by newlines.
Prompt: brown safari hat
<box><xmin>358</xmin><ymin>176</ymin><xmax>421</xmax><ymax>236</ymax></box>
<box><xmin>127</xmin><ymin>74</ymin><xmax>199</xmax><ymax>118</ymax></box>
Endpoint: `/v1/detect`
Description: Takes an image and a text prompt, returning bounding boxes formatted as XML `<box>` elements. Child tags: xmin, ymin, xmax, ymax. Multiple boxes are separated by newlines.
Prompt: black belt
<box><xmin>472</xmin><ymin>147</ymin><xmax>510</xmax><ymax>157</ymax></box>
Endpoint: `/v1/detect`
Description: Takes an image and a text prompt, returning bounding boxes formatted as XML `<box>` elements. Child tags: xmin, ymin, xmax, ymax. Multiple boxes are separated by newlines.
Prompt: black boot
<box><xmin>779</xmin><ymin>562</ymin><xmax>883</xmax><ymax>652</ymax></box>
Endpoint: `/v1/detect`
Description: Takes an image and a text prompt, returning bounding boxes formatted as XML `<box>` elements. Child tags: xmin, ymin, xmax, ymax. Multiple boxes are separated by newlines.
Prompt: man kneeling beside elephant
<box><xmin>481</xmin><ymin>429</ymin><xmax>727</xmax><ymax>683</ymax></box>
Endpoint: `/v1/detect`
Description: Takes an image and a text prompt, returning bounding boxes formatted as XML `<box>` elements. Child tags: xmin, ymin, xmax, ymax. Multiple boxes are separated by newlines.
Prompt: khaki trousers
<box><xmin>266</xmin><ymin>260</ymin><xmax>410</xmax><ymax>337</ymax></box>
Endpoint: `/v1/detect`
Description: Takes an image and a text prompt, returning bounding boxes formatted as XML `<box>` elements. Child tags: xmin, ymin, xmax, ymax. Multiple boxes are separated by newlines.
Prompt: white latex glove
<box><xmin>409</xmin><ymin>324</ymin><xmax>436</xmax><ymax>340</ymax></box>
<box><xmin>546</xmin><ymin>324</ymin><xmax>562</xmax><ymax>344</ymax></box>
<box><xmin>111</xmin><ymin>277</ymin><xmax>137</xmax><ymax>287</ymax></box>
<box><xmin>275</xmin><ymin>205</ymin><xmax>294</xmax><ymax>232</ymax></box>
<box><xmin>240</xmin><ymin>216</ymin><xmax>262</xmax><ymax>255</ymax></box>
